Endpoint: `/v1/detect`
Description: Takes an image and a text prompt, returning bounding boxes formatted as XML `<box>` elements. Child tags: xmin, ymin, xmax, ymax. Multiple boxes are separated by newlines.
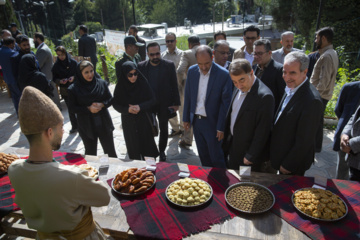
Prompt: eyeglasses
<box><xmin>127</xmin><ymin>72</ymin><xmax>138</xmax><ymax>78</ymax></box>
<box><xmin>245</xmin><ymin>37</ymin><xmax>258</xmax><ymax>41</ymax></box>
<box><xmin>149</xmin><ymin>52</ymin><xmax>161</xmax><ymax>57</ymax></box>
<box><xmin>166</xmin><ymin>40</ymin><xmax>175</xmax><ymax>43</ymax></box>
<box><xmin>215</xmin><ymin>50</ymin><xmax>231</xmax><ymax>56</ymax></box>
<box><xmin>252</xmin><ymin>51</ymin><xmax>268</xmax><ymax>56</ymax></box>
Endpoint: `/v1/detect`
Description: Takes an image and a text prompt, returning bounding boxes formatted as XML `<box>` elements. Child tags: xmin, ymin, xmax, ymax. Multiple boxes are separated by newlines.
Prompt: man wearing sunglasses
<box><xmin>138</xmin><ymin>42</ymin><xmax>180</xmax><ymax>162</ymax></box>
<box><xmin>115</xmin><ymin>36</ymin><xmax>144</xmax><ymax>83</ymax></box>
<box><xmin>162</xmin><ymin>32</ymin><xmax>184</xmax><ymax>138</ymax></box>
<box><xmin>233</xmin><ymin>25</ymin><xmax>260</xmax><ymax>66</ymax></box>
<box><xmin>252</xmin><ymin>39</ymin><xmax>285</xmax><ymax>111</ymax></box>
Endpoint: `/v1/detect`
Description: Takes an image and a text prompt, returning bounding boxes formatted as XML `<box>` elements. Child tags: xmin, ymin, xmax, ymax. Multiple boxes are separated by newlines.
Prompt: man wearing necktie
<box><xmin>270</xmin><ymin>51</ymin><xmax>323</xmax><ymax>176</ymax></box>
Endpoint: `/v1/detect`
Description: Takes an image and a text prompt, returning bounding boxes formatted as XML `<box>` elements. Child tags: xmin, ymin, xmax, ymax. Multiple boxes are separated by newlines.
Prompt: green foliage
<box><xmin>95</xmin><ymin>45</ymin><xmax>118</xmax><ymax>84</ymax></box>
<box><xmin>60</xmin><ymin>32</ymin><xmax>78</xmax><ymax>55</ymax></box>
<box><xmin>293</xmin><ymin>34</ymin><xmax>306</xmax><ymax>50</ymax></box>
<box><xmin>149</xmin><ymin>0</ymin><xmax>177</xmax><ymax>26</ymax></box>
<box><xmin>176</xmin><ymin>35</ymin><xmax>189</xmax><ymax>51</ymax></box>
<box><xmin>73</xmin><ymin>0</ymin><xmax>95</xmax><ymax>26</ymax></box>
<box><xmin>44</xmin><ymin>38</ymin><xmax>57</xmax><ymax>56</ymax></box>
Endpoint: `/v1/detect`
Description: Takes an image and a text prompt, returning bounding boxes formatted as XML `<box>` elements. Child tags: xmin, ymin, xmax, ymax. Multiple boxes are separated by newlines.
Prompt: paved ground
<box><xmin>0</xmin><ymin>85</ymin><xmax>338</xmax><ymax>179</ymax></box>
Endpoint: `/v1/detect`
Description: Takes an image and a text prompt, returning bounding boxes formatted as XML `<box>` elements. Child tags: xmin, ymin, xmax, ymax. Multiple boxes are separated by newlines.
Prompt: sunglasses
<box><xmin>149</xmin><ymin>52</ymin><xmax>161</xmax><ymax>57</ymax></box>
<box><xmin>127</xmin><ymin>72</ymin><xmax>138</xmax><ymax>78</ymax></box>
<box><xmin>166</xmin><ymin>40</ymin><xmax>175</xmax><ymax>43</ymax></box>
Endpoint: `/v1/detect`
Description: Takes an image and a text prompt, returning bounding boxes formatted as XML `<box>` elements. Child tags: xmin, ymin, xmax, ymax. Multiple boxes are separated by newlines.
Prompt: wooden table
<box><xmin>1</xmin><ymin>148</ymin><xmax>309</xmax><ymax>240</ymax></box>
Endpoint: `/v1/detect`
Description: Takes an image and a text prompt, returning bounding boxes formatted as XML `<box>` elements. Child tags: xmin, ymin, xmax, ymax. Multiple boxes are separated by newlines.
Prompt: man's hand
<box><xmin>340</xmin><ymin>134</ymin><xmax>351</xmax><ymax>153</ymax></box>
<box><xmin>216</xmin><ymin>131</ymin><xmax>224</xmax><ymax>141</ymax></box>
<box><xmin>280</xmin><ymin>165</ymin><xmax>291</xmax><ymax>174</ymax></box>
<box><xmin>169</xmin><ymin>106</ymin><xmax>179</xmax><ymax>112</ymax></box>
<box><xmin>183</xmin><ymin>122</ymin><xmax>190</xmax><ymax>130</ymax></box>
<box><xmin>244</xmin><ymin>157</ymin><xmax>252</xmax><ymax>165</ymax></box>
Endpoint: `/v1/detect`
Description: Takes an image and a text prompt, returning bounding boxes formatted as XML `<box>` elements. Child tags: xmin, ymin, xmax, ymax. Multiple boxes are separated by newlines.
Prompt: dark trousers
<box><xmin>8</xmin><ymin>83</ymin><xmax>21</xmax><ymax>115</ymax></box>
<box><xmin>79</xmin><ymin>129</ymin><xmax>117</xmax><ymax>158</ymax></box>
<box><xmin>63</xmin><ymin>95</ymin><xmax>77</xmax><ymax>129</ymax></box>
<box><xmin>349</xmin><ymin>167</ymin><xmax>360</xmax><ymax>182</ymax></box>
<box><xmin>193</xmin><ymin>117</ymin><xmax>226</xmax><ymax>168</ymax></box>
<box><xmin>156</xmin><ymin>108</ymin><xmax>169</xmax><ymax>153</ymax></box>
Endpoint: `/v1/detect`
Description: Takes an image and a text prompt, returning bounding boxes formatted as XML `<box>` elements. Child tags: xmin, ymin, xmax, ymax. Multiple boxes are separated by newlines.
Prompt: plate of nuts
<box><xmin>225</xmin><ymin>182</ymin><xmax>275</xmax><ymax>213</ymax></box>
<box><xmin>112</xmin><ymin>168</ymin><xmax>156</xmax><ymax>196</ymax></box>
<box><xmin>165</xmin><ymin>178</ymin><xmax>213</xmax><ymax>207</ymax></box>
<box><xmin>292</xmin><ymin>188</ymin><xmax>348</xmax><ymax>221</ymax></box>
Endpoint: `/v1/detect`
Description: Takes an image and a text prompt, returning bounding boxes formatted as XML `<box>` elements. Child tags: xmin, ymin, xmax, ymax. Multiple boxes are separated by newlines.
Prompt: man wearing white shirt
<box><xmin>161</xmin><ymin>32</ymin><xmax>184</xmax><ymax>137</ymax></box>
<box><xmin>223</xmin><ymin>59</ymin><xmax>274</xmax><ymax>171</ymax></box>
<box><xmin>183</xmin><ymin>46</ymin><xmax>232</xmax><ymax>168</ymax></box>
<box><xmin>270</xmin><ymin>51</ymin><xmax>322</xmax><ymax>176</ymax></box>
<box><xmin>233</xmin><ymin>25</ymin><xmax>260</xmax><ymax>66</ymax></box>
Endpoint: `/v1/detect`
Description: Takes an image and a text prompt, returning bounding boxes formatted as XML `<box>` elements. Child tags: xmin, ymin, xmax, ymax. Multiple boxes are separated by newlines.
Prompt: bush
<box><xmin>96</xmin><ymin>44</ymin><xmax>118</xmax><ymax>84</ymax></box>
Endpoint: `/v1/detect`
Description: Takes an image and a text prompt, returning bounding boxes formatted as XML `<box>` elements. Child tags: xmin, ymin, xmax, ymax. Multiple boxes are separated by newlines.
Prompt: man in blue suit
<box><xmin>0</xmin><ymin>37</ymin><xmax>21</xmax><ymax>114</ymax></box>
<box><xmin>333</xmin><ymin>82</ymin><xmax>360</xmax><ymax>179</ymax></box>
<box><xmin>183</xmin><ymin>45</ymin><xmax>233</xmax><ymax>168</ymax></box>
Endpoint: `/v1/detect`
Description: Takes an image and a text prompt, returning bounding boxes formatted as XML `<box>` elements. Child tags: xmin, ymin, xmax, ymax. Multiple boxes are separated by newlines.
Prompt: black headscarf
<box><xmin>72</xmin><ymin>61</ymin><xmax>107</xmax><ymax>105</ymax></box>
<box><xmin>113</xmin><ymin>62</ymin><xmax>153</xmax><ymax>106</ymax></box>
<box><xmin>18</xmin><ymin>54</ymin><xmax>53</xmax><ymax>96</ymax></box>
<box><xmin>51</xmin><ymin>52</ymin><xmax>77</xmax><ymax>87</ymax></box>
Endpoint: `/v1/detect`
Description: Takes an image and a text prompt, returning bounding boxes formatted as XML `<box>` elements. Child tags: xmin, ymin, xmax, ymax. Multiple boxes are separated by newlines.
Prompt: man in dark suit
<box><xmin>253</xmin><ymin>39</ymin><xmax>285</xmax><ymax>111</ymax></box>
<box><xmin>270</xmin><ymin>51</ymin><xmax>323</xmax><ymax>176</ymax></box>
<box><xmin>0</xmin><ymin>37</ymin><xmax>21</xmax><ymax>114</ymax></box>
<box><xmin>78</xmin><ymin>25</ymin><xmax>98</xmax><ymax>70</ymax></box>
<box><xmin>138</xmin><ymin>42</ymin><xmax>180</xmax><ymax>162</ymax></box>
<box><xmin>223</xmin><ymin>59</ymin><xmax>274</xmax><ymax>171</ymax></box>
<box><xmin>183</xmin><ymin>46</ymin><xmax>233</xmax><ymax>168</ymax></box>
<box><xmin>128</xmin><ymin>25</ymin><xmax>146</xmax><ymax>61</ymax></box>
<box><xmin>333</xmin><ymin>82</ymin><xmax>360</xmax><ymax>179</ymax></box>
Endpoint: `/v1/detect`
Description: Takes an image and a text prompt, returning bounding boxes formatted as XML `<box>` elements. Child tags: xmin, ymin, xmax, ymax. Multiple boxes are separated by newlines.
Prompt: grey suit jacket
<box><xmin>177</xmin><ymin>45</ymin><xmax>199</xmax><ymax>81</ymax></box>
<box><xmin>36</xmin><ymin>43</ymin><xmax>53</xmax><ymax>80</ymax></box>
<box><xmin>342</xmin><ymin>106</ymin><xmax>360</xmax><ymax>170</ymax></box>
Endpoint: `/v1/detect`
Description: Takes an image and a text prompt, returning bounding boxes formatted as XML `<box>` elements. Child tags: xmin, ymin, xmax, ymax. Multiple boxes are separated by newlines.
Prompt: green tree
<box><xmin>149</xmin><ymin>0</ymin><xmax>177</xmax><ymax>26</ymax></box>
<box><xmin>73</xmin><ymin>0</ymin><xmax>95</xmax><ymax>26</ymax></box>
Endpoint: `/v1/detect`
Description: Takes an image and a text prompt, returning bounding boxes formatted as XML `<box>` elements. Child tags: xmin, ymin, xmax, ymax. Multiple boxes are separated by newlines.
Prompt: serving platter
<box><xmin>165</xmin><ymin>178</ymin><xmax>213</xmax><ymax>208</ymax></box>
<box><xmin>225</xmin><ymin>182</ymin><xmax>275</xmax><ymax>214</ymax></box>
<box><xmin>111</xmin><ymin>175</ymin><xmax>156</xmax><ymax>196</ymax></box>
<box><xmin>291</xmin><ymin>188</ymin><xmax>348</xmax><ymax>221</ymax></box>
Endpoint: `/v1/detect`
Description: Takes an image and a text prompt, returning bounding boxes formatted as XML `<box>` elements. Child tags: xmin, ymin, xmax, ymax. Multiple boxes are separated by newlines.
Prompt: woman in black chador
<box><xmin>113</xmin><ymin>62</ymin><xmax>159</xmax><ymax>160</ymax></box>
<box><xmin>52</xmin><ymin>46</ymin><xmax>78</xmax><ymax>133</ymax></box>
<box><xmin>68</xmin><ymin>60</ymin><xmax>117</xmax><ymax>157</ymax></box>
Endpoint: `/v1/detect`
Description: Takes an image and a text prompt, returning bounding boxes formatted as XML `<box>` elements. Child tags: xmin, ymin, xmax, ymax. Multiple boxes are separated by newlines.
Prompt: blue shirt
<box><xmin>0</xmin><ymin>46</ymin><xmax>17</xmax><ymax>85</ymax></box>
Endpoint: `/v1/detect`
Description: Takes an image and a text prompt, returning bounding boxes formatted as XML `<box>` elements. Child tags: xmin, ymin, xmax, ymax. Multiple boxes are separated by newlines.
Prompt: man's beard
<box><xmin>284</xmin><ymin>46</ymin><xmax>292</xmax><ymax>52</ymax></box>
<box><xmin>22</xmin><ymin>48</ymin><xmax>31</xmax><ymax>54</ymax></box>
<box><xmin>316</xmin><ymin>39</ymin><xmax>322</xmax><ymax>49</ymax></box>
<box><xmin>151</xmin><ymin>58</ymin><xmax>160</xmax><ymax>64</ymax></box>
<box><xmin>34</xmin><ymin>41</ymin><xmax>39</xmax><ymax>48</ymax></box>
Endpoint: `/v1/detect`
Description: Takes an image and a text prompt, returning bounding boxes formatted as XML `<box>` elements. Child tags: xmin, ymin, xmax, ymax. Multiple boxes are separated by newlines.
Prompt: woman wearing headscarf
<box><xmin>68</xmin><ymin>60</ymin><xmax>117</xmax><ymax>157</ymax></box>
<box><xmin>52</xmin><ymin>46</ymin><xmax>78</xmax><ymax>134</ymax></box>
<box><xmin>18</xmin><ymin>53</ymin><xmax>53</xmax><ymax>97</ymax></box>
<box><xmin>113</xmin><ymin>62</ymin><xmax>159</xmax><ymax>160</ymax></box>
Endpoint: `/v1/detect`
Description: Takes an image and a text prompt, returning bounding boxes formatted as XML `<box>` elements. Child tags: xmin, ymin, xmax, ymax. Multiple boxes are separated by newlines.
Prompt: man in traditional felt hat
<box><xmin>8</xmin><ymin>86</ymin><xmax>110</xmax><ymax>239</ymax></box>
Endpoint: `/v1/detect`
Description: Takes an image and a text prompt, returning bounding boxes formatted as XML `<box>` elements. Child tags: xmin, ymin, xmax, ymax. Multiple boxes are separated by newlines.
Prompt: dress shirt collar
<box><xmin>244</xmin><ymin>46</ymin><xmax>252</xmax><ymax>57</ymax></box>
<box><xmin>256</xmin><ymin>58</ymin><xmax>272</xmax><ymax>70</ymax></box>
<box><xmin>285</xmin><ymin>77</ymin><xmax>308</xmax><ymax>96</ymax></box>
<box><xmin>37</xmin><ymin>42</ymin><xmax>44</xmax><ymax>49</ymax></box>
<box><xmin>125</xmin><ymin>52</ymin><xmax>135</xmax><ymax>60</ymax></box>
<box><xmin>165</xmin><ymin>47</ymin><xmax>180</xmax><ymax>55</ymax></box>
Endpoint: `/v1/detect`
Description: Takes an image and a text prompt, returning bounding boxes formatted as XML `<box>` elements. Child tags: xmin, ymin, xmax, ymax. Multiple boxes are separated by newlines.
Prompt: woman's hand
<box><xmin>88</xmin><ymin>102</ymin><xmax>104</xmax><ymax>113</ymax></box>
<box><xmin>129</xmin><ymin>104</ymin><xmax>140</xmax><ymax>114</ymax></box>
<box><xmin>68</xmin><ymin>76</ymin><xmax>74</xmax><ymax>83</ymax></box>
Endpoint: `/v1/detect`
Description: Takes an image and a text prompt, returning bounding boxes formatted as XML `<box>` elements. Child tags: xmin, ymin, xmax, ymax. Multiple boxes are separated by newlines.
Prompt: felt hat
<box><xmin>18</xmin><ymin>86</ymin><xmax>63</xmax><ymax>135</ymax></box>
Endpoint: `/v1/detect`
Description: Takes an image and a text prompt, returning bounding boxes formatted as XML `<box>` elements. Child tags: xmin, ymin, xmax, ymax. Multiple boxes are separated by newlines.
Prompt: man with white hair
<box><xmin>270</xmin><ymin>51</ymin><xmax>323</xmax><ymax>176</ymax></box>
<box><xmin>272</xmin><ymin>31</ymin><xmax>300</xmax><ymax>64</ymax></box>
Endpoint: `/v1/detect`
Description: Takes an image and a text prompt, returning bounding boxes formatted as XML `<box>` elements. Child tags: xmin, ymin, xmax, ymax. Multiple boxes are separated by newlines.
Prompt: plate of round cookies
<box><xmin>0</xmin><ymin>153</ymin><xmax>19</xmax><ymax>174</ymax></box>
<box><xmin>112</xmin><ymin>168</ymin><xmax>156</xmax><ymax>196</ymax></box>
<box><xmin>225</xmin><ymin>182</ymin><xmax>275</xmax><ymax>213</ymax></box>
<box><xmin>165</xmin><ymin>178</ymin><xmax>213</xmax><ymax>207</ymax></box>
<box><xmin>292</xmin><ymin>188</ymin><xmax>348</xmax><ymax>221</ymax></box>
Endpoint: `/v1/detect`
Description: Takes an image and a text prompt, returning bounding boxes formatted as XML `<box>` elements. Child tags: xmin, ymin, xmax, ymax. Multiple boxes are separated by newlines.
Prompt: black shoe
<box><xmin>69</xmin><ymin>128</ymin><xmax>78</xmax><ymax>134</ymax></box>
<box><xmin>159</xmin><ymin>152</ymin><xmax>167</xmax><ymax>162</ymax></box>
<box><xmin>179</xmin><ymin>140</ymin><xmax>191</xmax><ymax>149</ymax></box>
<box><xmin>169</xmin><ymin>129</ymin><xmax>182</xmax><ymax>137</ymax></box>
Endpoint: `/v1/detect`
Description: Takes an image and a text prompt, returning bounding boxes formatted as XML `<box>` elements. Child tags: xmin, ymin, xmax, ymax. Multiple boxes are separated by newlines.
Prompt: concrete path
<box><xmin>0</xmin><ymin>85</ymin><xmax>338</xmax><ymax>179</ymax></box>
